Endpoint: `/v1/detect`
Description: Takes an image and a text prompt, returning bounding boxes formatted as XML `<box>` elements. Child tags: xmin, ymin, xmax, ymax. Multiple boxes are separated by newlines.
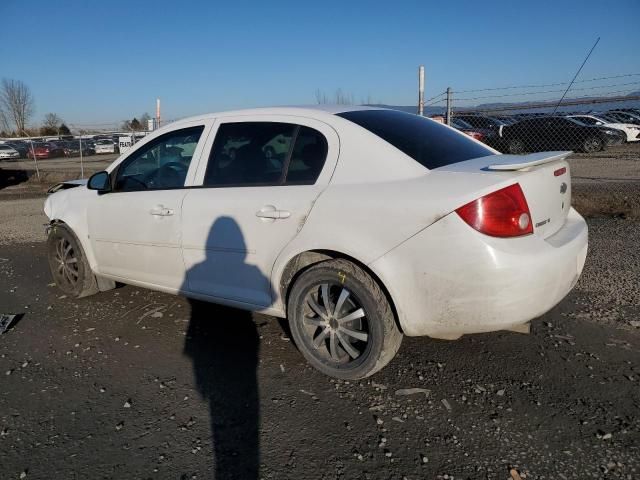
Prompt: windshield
<box><xmin>337</xmin><ymin>110</ymin><xmax>494</xmax><ymax>170</ymax></box>
<box><xmin>451</xmin><ymin>118</ymin><xmax>474</xmax><ymax>129</ymax></box>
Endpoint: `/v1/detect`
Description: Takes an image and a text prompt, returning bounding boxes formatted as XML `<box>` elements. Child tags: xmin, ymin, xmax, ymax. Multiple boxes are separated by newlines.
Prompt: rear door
<box><xmin>181</xmin><ymin>116</ymin><xmax>339</xmax><ymax>307</ymax></box>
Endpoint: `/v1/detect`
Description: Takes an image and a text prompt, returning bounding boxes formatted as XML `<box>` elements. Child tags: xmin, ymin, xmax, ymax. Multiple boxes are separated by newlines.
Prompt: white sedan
<box><xmin>94</xmin><ymin>139</ymin><xmax>116</xmax><ymax>154</ymax></box>
<box><xmin>0</xmin><ymin>144</ymin><xmax>20</xmax><ymax>159</ymax></box>
<box><xmin>568</xmin><ymin>114</ymin><xmax>640</xmax><ymax>142</ymax></box>
<box><xmin>43</xmin><ymin>107</ymin><xmax>588</xmax><ymax>379</ymax></box>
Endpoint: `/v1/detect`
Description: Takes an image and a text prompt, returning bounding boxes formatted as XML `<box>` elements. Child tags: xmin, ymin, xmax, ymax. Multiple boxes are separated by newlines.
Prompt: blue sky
<box><xmin>1</xmin><ymin>0</ymin><xmax>639</xmax><ymax>126</ymax></box>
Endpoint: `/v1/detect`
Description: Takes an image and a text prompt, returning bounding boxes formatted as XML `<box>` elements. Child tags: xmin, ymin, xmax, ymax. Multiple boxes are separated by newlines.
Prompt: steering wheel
<box><xmin>161</xmin><ymin>161</ymin><xmax>189</xmax><ymax>173</ymax></box>
<box><xmin>147</xmin><ymin>161</ymin><xmax>188</xmax><ymax>188</ymax></box>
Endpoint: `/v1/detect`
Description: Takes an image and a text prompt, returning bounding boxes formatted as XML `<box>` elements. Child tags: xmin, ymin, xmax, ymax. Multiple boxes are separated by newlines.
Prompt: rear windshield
<box><xmin>337</xmin><ymin>110</ymin><xmax>494</xmax><ymax>169</ymax></box>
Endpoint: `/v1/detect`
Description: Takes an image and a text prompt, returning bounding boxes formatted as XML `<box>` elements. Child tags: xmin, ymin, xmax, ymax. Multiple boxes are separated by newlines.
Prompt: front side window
<box><xmin>114</xmin><ymin>126</ymin><xmax>204</xmax><ymax>192</ymax></box>
<box><xmin>338</xmin><ymin>110</ymin><xmax>493</xmax><ymax>170</ymax></box>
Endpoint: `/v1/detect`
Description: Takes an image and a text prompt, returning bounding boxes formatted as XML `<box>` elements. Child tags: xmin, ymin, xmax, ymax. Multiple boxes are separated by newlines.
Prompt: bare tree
<box><xmin>0</xmin><ymin>78</ymin><xmax>35</xmax><ymax>134</ymax></box>
<box><xmin>42</xmin><ymin>113</ymin><xmax>63</xmax><ymax>131</ymax></box>
<box><xmin>315</xmin><ymin>89</ymin><xmax>329</xmax><ymax>104</ymax></box>
<box><xmin>139</xmin><ymin>112</ymin><xmax>151</xmax><ymax>130</ymax></box>
<box><xmin>0</xmin><ymin>107</ymin><xmax>10</xmax><ymax>134</ymax></box>
<box><xmin>315</xmin><ymin>88</ymin><xmax>354</xmax><ymax>105</ymax></box>
<box><xmin>360</xmin><ymin>94</ymin><xmax>373</xmax><ymax>105</ymax></box>
<box><xmin>334</xmin><ymin>88</ymin><xmax>354</xmax><ymax>105</ymax></box>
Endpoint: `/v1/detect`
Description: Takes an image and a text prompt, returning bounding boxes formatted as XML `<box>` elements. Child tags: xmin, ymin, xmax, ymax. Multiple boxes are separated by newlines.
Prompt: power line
<box><xmin>454</xmin><ymin>81</ymin><xmax>640</xmax><ymax>102</ymax></box>
<box><xmin>454</xmin><ymin>71</ymin><xmax>639</xmax><ymax>94</ymax></box>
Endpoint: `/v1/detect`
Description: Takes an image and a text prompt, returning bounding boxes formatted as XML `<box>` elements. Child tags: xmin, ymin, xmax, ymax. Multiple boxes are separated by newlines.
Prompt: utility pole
<box><xmin>445</xmin><ymin>87</ymin><xmax>452</xmax><ymax>126</ymax></box>
<box><xmin>79</xmin><ymin>135</ymin><xmax>84</xmax><ymax>179</ymax></box>
<box><xmin>418</xmin><ymin>65</ymin><xmax>425</xmax><ymax>116</ymax></box>
<box><xmin>22</xmin><ymin>129</ymin><xmax>40</xmax><ymax>182</ymax></box>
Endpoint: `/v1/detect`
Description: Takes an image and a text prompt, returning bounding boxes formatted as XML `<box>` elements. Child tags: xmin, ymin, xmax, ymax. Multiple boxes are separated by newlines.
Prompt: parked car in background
<box><xmin>455</xmin><ymin>114</ymin><xmax>511</xmax><ymax>133</ymax></box>
<box><xmin>450</xmin><ymin>118</ymin><xmax>496</xmax><ymax>144</ymax></box>
<box><xmin>44</xmin><ymin>106</ymin><xmax>588</xmax><ymax>379</ymax></box>
<box><xmin>0</xmin><ymin>144</ymin><xmax>20</xmax><ymax>159</ymax></box>
<box><xmin>26</xmin><ymin>142</ymin><xmax>66</xmax><ymax>159</ymax></box>
<box><xmin>62</xmin><ymin>140</ymin><xmax>96</xmax><ymax>157</ymax></box>
<box><xmin>568</xmin><ymin>114</ymin><xmax>640</xmax><ymax>143</ymax></box>
<box><xmin>604</xmin><ymin>111</ymin><xmax>640</xmax><ymax>126</ymax></box>
<box><xmin>6</xmin><ymin>141</ymin><xmax>29</xmax><ymax>158</ymax></box>
<box><xmin>94</xmin><ymin>139</ymin><xmax>117</xmax><ymax>154</ymax></box>
<box><xmin>454</xmin><ymin>114</ymin><xmax>512</xmax><ymax>149</ymax></box>
<box><xmin>500</xmin><ymin>116</ymin><xmax>625</xmax><ymax>154</ymax></box>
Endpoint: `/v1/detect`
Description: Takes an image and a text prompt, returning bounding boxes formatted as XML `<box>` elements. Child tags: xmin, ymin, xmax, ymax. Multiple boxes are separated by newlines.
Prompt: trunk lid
<box><xmin>436</xmin><ymin>151</ymin><xmax>573</xmax><ymax>238</ymax></box>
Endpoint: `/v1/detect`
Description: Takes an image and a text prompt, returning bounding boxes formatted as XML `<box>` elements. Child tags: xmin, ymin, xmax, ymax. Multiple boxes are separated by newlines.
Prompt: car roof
<box><xmin>166</xmin><ymin>105</ymin><xmax>384</xmax><ymax>128</ymax></box>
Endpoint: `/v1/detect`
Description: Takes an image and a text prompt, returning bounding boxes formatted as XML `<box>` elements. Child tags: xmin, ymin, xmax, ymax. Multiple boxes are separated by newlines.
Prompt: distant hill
<box><xmin>370</xmin><ymin>90</ymin><xmax>640</xmax><ymax>116</ymax></box>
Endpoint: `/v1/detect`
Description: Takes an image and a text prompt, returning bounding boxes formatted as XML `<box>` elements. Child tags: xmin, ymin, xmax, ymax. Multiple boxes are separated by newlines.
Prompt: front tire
<box><xmin>47</xmin><ymin>223</ymin><xmax>98</xmax><ymax>298</ymax></box>
<box><xmin>287</xmin><ymin>259</ymin><xmax>402</xmax><ymax>379</ymax></box>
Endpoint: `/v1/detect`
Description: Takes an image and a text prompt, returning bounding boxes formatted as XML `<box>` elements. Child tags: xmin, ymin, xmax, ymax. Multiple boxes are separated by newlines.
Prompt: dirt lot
<box><xmin>0</xmin><ymin>146</ymin><xmax>638</xmax><ymax>479</ymax></box>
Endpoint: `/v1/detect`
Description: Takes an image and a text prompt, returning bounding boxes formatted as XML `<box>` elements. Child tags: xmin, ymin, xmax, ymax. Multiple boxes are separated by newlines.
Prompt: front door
<box><xmin>87</xmin><ymin>124</ymin><xmax>209</xmax><ymax>290</ymax></box>
<box><xmin>182</xmin><ymin>117</ymin><xmax>338</xmax><ymax>307</ymax></box>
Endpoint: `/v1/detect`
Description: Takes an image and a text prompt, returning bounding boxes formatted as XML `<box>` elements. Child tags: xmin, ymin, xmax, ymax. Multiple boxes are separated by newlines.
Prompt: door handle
<box><xmin>256</xmin><ymin>205</ymin><xmax>291</xmax><ymax>220</ymax></box>
<box><xmin>149</xmin><ymin>205</ymin><xmax>174</xmax><ymax>216</ymax></box>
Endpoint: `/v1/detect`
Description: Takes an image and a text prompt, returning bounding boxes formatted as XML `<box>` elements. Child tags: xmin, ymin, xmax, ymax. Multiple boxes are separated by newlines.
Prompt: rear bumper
<box><xmin>370</xmin><ymin>208</ymin><xmax>588</xmax><ymax>338</ymax></box>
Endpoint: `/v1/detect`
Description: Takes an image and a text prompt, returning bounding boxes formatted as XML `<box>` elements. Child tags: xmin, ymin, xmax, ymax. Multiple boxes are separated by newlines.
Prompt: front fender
<box><xmin>45</xmin><ymin>187</ymin><xmax>98</xmax><ymax>270</ymax></box>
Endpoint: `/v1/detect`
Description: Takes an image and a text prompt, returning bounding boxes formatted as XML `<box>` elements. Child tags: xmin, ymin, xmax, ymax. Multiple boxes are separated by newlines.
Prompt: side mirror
<box><xmin>87</xmin><ymin>171</ymin><xmax>111</xmax><ymax>193</ymax></box>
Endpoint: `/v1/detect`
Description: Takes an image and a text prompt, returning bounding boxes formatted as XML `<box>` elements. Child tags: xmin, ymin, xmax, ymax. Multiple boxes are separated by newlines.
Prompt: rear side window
<box><xmin>285</xmin><ymin>126</ymin><xmax>327</xmax><ymax>185</ymax></box>
<box><xmin>204</xmin><ymin>122</ymin><xmax>328</xmax><ymax>187</ymax></box>
<box><xmin>204</xmin><ymin>122</ymin><xmax>296</xmax><ymax>186</ymax></box>
<box><xmin>337</xmin><ymin>110</ymin><xmax>493</xmax><ymax>170</ymax></box>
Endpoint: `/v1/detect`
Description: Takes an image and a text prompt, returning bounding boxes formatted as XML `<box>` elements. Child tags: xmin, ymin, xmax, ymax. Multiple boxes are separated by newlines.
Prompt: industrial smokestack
<box><xmin>156</xmin><ymin>98</ymin><xmax>161</xmax><ymax>127</ymax></box>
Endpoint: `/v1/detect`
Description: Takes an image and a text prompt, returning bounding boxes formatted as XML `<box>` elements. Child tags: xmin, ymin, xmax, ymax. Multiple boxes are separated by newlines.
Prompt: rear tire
<box><xmin>507</xmin><ymin>138</ymin><xmax>525</xmax><ymax>154</ymax></box>
<box><xmin>581</xmin><ymin>136</ymin><xmax>603</xmax><ymax>153</ymax></box>
<box><xmin>287</xmin><ymin>259</ymin><xmax>402</xmax><ymax>379</ymax></box>
<box><xmin>47</xmin><ymin>223</ymin><xmax>98</xmax><ymax>298</ymax></box>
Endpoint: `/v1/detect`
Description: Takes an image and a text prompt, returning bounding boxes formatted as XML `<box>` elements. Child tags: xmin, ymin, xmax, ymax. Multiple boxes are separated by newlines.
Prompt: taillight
<box><xmin>464</xmin><ymin>131</ymin><xmax>484</xmax><ymax>141</ymax></box>
<box><xmin>456</xmin><ymin>183</ymin><xmax>533</xmax><ymax>237</ymax></box>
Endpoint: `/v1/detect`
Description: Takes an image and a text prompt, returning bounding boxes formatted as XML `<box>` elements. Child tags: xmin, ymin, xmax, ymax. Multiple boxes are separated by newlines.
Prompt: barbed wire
<box><xmin>454</xmin><ymin>81</ymin><xmax>640</xmax><ymax>102</ymax></box>
<box><xmin>454</xmin><ymin>72</ymin><xmax>640</xmax><ymax>94</ymax></box>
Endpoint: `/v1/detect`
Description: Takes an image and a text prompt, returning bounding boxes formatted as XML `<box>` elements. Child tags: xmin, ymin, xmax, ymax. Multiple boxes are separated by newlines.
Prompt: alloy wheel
<box><xmin>301</xmin><ymin>283</ymin><xmax>370</xmax><ymax>364</ymax></box>
<box><xmin>53</xmin><ymin>237</ymin><xmax>79</xmax><ymax>288</ymax></box>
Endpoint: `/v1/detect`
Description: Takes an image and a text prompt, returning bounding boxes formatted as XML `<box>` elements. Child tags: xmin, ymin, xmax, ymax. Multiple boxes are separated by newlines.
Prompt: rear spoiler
<box><xmin>486</xmin><ymin>151</ymin><xmax>572</xmax><ymax>171</ymax></box>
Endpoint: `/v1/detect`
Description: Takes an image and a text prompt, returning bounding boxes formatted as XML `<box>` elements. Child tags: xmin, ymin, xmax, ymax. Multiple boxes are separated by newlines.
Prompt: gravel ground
<box><xmin>570</xmin><ymin>143</ymin><xmax>640</xmax><ymax>183</ymax></box>
<box><xmin>0</xmin><ymin>197</ymin><xmax>47</xmax><ymax>244</ymax></box>
<box><xmin>0</xmin><ymin>242</ymin><xmax>638</xmax><ymax>480</ymax></box>
<box><xmin>0</xmin><ymin>193</ymin><xmax>638</xmax><ymax>479</ymax></box>
<box><xmin>571</xmin><ymin>217</ymin><xmax>640</xmax><ymax>328</ymax></box>
<box><xmin>569</xmin><ymin>143</ymin><xmax>640</xmax><ymax>218</ymax></box>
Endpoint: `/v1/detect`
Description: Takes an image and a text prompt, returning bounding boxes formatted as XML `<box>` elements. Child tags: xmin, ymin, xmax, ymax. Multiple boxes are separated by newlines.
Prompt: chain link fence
<box><xmin>424</xmin><ymin>73</ymin><xmax>640</xmax><ymax>155</ymax></box>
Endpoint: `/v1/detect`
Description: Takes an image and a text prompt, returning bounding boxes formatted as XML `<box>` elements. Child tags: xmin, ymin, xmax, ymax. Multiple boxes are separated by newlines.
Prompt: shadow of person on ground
<box><xmin>183</xmin><ymin>217</ymin><xmax>272</xmax><ymax>479</ymax></box>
